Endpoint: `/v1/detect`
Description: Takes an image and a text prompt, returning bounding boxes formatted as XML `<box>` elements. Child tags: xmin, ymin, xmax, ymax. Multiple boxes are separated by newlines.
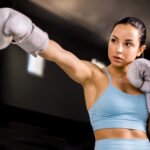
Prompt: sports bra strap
<box><xmin>104</xmin><ymin>66</ymin><xmax>112</xmax><ymax>85</ymax></box>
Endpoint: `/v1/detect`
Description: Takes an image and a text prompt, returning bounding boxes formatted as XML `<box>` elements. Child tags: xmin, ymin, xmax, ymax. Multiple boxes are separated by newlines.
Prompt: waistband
<box><xmin>95</xmin><ymin>138</ymin><xmax>150</xmax><ymax>150</ymax></box>
<box><xmin>96</xmin><ymin>138</ymin><xmax>150</xmax><ymax>144</ymax></box>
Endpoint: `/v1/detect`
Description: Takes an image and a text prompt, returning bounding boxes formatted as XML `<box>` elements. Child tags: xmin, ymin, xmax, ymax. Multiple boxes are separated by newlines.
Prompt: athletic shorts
<box><xmin>94</xmin><ymin>138</ymin><xmax>150</xmax><ymax>150</ymax></box>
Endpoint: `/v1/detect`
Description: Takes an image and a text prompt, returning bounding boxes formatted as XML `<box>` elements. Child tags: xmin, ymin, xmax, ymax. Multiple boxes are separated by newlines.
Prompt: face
<box><xmin>108</xmin><ymin>24</ymin><xmax>145</xmax><ymax>68</ymax></box>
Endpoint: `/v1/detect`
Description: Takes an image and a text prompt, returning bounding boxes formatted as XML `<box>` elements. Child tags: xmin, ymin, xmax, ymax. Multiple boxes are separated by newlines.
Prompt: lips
<box><xmin>114</xmin><ymin>56</ymin><xmax>122</xmax><ymax>59</ymax></box>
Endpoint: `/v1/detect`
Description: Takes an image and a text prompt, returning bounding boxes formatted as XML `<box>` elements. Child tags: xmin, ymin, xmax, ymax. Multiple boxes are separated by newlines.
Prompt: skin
<box><xmin>38</xmin><ymin>23</ymin><xmax>149</xmax><ymax>141</ymax></box>
<box><xmin>108</xmin><ymin>24</ymin><xmax>146</xmax><ymax>78</ymax></box>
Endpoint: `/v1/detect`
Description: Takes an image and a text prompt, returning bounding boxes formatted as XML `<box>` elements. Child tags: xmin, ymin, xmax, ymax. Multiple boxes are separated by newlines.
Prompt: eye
<box><xmin>125</xmin><ymin>42</ymin><xmax>132</xmax><ymax>47</ymax></box>
<box><xmin>111</xmin><ymin>38</ymin><xmax>117</xmax><ymax>43</ymax></box>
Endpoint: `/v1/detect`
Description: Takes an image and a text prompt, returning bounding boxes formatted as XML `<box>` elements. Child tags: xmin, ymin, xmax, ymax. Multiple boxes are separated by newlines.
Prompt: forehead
<box><xmin>111</xmin><ymin>24</ymin><xmax>139</xmax><ymax>41</ymax></box>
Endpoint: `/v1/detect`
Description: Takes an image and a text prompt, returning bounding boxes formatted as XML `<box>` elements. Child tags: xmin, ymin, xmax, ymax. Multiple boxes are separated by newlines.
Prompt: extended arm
<box><xmin>38</xmin><ymin>40</ymin><xmax>92</xmax><ymax>84</ymax></box>
<box><xmin>0</xmin><ymin>7</ymin><xmax>92</xmax><ymax>85</ymax></box>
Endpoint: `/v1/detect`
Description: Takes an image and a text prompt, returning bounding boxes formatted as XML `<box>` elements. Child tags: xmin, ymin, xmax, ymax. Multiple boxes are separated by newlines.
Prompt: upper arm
<box><xmin>56</xmin><ymin>57</ymin><xmax>93</xmax><ymax>85</ymax></box>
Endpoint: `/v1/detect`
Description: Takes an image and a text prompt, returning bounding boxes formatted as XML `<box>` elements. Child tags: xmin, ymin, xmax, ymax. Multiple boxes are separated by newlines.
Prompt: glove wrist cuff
<box><xmin>13</xmin><ymin>24</ymin><xmax>49</xmax><ymax>57</ymax></box>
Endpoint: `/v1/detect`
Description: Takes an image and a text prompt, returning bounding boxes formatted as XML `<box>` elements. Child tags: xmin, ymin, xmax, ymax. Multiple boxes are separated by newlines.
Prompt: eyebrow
<box><xmin>112</xmin><ymin>35</ymin><xmax>134</xmax><ymax>42</ymax></box>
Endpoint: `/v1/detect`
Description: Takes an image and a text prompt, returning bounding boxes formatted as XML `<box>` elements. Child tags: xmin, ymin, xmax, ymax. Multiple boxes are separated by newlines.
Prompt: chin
<box><xmin>110</xmin><ymin>61</ymin><xmax>124</xmax><ymax>67</ymax></box>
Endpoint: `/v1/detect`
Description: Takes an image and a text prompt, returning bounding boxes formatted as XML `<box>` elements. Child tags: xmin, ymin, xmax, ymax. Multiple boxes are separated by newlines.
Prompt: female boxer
<box><xmin>0</xmin><ymin>8</ymin><xmax>150</xmax><ymax>150</ymax></box>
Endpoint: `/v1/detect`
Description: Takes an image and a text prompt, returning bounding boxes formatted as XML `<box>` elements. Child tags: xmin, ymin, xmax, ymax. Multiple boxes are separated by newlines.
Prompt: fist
<box><xmin>127</xmin><ymin>58</ymin><xmax>150</xmax><ymax>93</ymax></box>
<box><xmin>0</xmin><ymin>7</ymin><xmax>49</xmax><ymax>57</ymax></box>
<box><xmin>0</xmin><ymin>8</ymin><xmax>14</xmax><ymax>49</ymax></box>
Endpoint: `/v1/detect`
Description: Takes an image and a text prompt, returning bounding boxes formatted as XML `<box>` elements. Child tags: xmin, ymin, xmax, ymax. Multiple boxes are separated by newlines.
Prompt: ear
<box><xmin>137</xmin><ymin>45</ymin><xmax>146</xmax><ymax>57</ymax></box>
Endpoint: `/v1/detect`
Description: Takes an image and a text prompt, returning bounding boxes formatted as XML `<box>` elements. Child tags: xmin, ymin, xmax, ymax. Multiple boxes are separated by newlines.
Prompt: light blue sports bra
<box><xmin>88</xmin><ymin>66</ymin><xmax>149</xmax><ymax>133</ymax></box>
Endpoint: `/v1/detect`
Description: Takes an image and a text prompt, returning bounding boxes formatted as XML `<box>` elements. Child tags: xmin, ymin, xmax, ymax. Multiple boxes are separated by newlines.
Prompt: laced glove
<box><xmin>0</xmin><ymin>7</ymin><xmax>49</xmax><ymax>57</ymax></box>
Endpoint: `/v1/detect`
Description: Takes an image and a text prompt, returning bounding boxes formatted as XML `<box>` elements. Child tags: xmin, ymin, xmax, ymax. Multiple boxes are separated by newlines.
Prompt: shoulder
<box><xmin>81</xmin><ymin>60</ymin><xmax>106</xmax><ymax>84</ymax></box>
<box><xmin>81</xmin><ymin>60</ymin><xmax>105</xmax><ymax>74</ymax></box>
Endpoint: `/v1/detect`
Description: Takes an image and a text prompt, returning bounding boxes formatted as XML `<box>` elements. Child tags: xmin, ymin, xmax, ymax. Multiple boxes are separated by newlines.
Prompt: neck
<box><xmin>108</xmin><ymin>64</ymin><xmax>130</xmax><ymax>78</ymax></box>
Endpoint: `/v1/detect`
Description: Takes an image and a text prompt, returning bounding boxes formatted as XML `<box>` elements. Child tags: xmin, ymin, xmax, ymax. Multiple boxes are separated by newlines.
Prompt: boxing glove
<box><xmin>0</xmin><ymin>7</ymin><xmax>49</xmax><ymax>57</ymax></box>
<box><xmin>127</xmin><ymin>58</ymin><xmax>150</xmax><ymax>113</ymax></box>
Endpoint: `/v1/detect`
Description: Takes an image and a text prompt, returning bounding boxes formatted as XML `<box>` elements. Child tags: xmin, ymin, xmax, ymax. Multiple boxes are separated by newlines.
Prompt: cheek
<box><xmin>108</xmin><ymin>42</ymin><xmax>114</xmax><ymax>55</ymax></box>
<box><xmin>124</xmin><ymin>48</ymin><xmax>138</xmax><ymax>60</ymax></box>
<box><xmin>108</xmin><ymin>43</ymin><xmax>114</xmax><ymax>61</ymax></box>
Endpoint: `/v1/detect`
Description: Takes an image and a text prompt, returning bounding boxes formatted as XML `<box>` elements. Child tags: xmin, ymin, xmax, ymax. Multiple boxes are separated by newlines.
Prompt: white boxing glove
<box><xmin>127</xmin><ymin>58</ymin><xmax>150</xmax><ymax>113</ymax></box>
<box><xmin>0</xmin><ymin>7</ymin><xmax>49</xmax><ymax>57</ymax></box>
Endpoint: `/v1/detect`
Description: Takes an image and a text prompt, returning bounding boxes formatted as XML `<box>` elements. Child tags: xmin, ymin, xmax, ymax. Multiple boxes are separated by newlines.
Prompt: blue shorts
<box><xmin>94</xmin><ymin>139</ymin><xmax>150</xmax><ymax>150</ymax></box>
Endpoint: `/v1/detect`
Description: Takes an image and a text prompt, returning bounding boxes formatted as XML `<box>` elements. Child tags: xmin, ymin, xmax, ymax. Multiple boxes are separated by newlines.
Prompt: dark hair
<box><xmin>112</xmin><ymin>17</ymin><xmax>146</xmax><ymax>48</ymax></box>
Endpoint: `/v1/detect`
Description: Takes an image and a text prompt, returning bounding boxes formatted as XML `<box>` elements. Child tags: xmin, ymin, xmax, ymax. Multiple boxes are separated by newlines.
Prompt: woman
<box><xmin>40</xmin><ymin>17</ymin><xmax>150</xmax><ymax>150</ymax></box>
<box><xmin>0</xmin><ymin>8</ymin><xmax>150</xmax><ymax>150</ymax></box>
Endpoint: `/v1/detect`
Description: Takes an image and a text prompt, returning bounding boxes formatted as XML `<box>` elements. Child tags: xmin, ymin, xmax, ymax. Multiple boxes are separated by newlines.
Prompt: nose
<box><xmin>116</xmin><ymin>44</ymin><xmax>123</xmax><ymax>54</ymax></box>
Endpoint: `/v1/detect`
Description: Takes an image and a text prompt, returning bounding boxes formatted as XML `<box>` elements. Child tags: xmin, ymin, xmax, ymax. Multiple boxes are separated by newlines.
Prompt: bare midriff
<box><xmin>94</xmin><ymin>128</ymin><xmax>148</xmax><ymax>141</ymax></box>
